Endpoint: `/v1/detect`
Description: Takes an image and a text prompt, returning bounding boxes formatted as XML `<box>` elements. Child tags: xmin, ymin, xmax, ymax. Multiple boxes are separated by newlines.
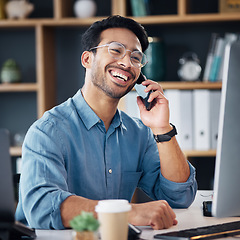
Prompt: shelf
<box><xmin>0</xmin><ymin>19</ymin><xmax>39</xmax><ymax>28</ymax></box>
<box><xmin>41</xmin><ymin>17</ymin><xmax>107</xmax><ymax>27</ymax></box>
<box><xmin>160</xmin><ymin>81</ymin><xmax>222</xmax><ymax>90</ymax></box>
<box><xmin>8</xmin><ymin>146</ymin><xmax>217</xmax><ymax>158</ymax></box>
<box><xmin>131</xmin><ymin>82</ymin><xmax>222</xmax><ymax>92</ymax></box>
<box><xmin>132</xmin><ymin>82</ymin><xmax>222</xmax><ymax>91</ymax></box>
<box><xmin>132</xmin><ymin>13</ymin><xmax>240</xmax><ymax>25</ymax></box>
<box><xmin>0</xmin><ymin>83</ymin><xmax>38</xmax><ymax>92</ymax></box>
<box><xmin>0</xmin><ymin>17</ymin><xmax>105</xmax><ymax>28</ymax></box>
<box><xmin>1</xmin><ymin>12</ymin><xmax>240</xmax><ymax>28</ymax></box>
<box><xmin>10</xmin><ymin>146</ymin><xmax>22</xmax><ymax>157</ymax></box>
<box><xmin>45</xmin><ymin>13</ymin><xmax>240</xmax><ymax>26</ymax></box>
<box><xmin>184</xmin><ymin>150</ymin><xmax>217</xmax><ymax>158</ymax></box>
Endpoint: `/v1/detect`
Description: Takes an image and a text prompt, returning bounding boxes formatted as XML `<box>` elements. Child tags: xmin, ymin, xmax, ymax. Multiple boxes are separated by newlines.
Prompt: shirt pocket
<box><xmin>119</xmin><ymin>171</ymin><xmax>143</xmax><ymax>201</ymax></box>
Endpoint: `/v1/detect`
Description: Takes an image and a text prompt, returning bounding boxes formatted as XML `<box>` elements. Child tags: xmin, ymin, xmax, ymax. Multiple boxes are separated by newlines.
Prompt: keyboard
<box><xmin>154</xmin><ymin>220</ymin><xmax>240</xmax><ymax>239</ymax></box>
<box><xmin>0</xmin><ymin>221</ymin><xmax>36</xmax><ymax>239</ymax></box>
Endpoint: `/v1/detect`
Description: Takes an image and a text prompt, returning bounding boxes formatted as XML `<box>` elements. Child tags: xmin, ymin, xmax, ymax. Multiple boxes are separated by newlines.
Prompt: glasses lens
<box><xmin>108</xmin><ymin>42</ymin><xmax>125</xmax><ymax>59</ymax></box>
<box><xmin>107</xmin><ymin>42</ymin><xmax>148</xmax><ymax>68</ymax></box>
<box><xmin>131</xmin><ymin>51</ymin><xmax>147</xmax><ymax>68</ymax></box>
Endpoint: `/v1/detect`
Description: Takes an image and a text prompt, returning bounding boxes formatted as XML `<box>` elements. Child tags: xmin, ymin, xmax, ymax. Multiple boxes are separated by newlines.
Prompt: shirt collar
<box><xmin>72</xmin><ymin>90</ymin><xmax>123</xmax><ymax>131</ymax></box>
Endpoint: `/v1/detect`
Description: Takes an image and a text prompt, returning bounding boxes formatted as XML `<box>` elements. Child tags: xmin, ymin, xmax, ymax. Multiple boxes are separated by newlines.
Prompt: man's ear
<box><xmin>81</xmin><ymin>51</ymin><xmax>92</xmax><ymax>68</ymax></box>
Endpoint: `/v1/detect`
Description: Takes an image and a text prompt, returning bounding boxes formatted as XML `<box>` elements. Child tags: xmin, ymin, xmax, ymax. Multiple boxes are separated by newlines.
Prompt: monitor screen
<box><xmin>0</xmin><ymin>129</ymin><xmax>16</xmax><ymax>222</ymax></box>
<box><xmin>212</xmin><ymin>40</ymin><xmax>240</xmax><ymax>218</ymax></box>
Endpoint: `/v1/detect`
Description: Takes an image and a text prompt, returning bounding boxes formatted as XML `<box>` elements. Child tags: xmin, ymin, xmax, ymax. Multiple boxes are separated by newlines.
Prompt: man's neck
<box><xmin>81</xmin><ymin>85</ymin><xmax>119</xmax><ymax>131</ymax></box>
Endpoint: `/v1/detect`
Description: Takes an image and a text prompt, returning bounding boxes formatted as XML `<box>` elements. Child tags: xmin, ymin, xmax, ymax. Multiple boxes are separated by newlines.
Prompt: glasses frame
<box><xmin>89</xmin><ymin>42</ymin><xmax>148</xmax><ymax>68</ymax></box>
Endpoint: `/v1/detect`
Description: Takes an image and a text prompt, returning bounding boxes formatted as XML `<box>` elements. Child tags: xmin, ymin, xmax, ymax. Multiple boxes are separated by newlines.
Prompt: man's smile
<box><xmin>108</xmin><ymin>67</ymin><xmax>135</xmax><ymax>86</ymax></box>
<box><xmin>110</xmin><ymin>70</ymin><xmax>128</xmax><ymax>81</ymax></box>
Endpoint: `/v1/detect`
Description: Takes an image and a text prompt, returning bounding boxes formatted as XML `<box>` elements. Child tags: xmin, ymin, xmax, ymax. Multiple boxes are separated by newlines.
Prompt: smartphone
<box><xmin>128</xmin><ymin>224</ymin><xmax>142</xmax><ymax>240</ymax></box>
<box><xmin>202</xmin><ymin>201</ymin><xmax>212</xmax><ymax>217</ymax></box>
<box><xmin>135</xmin><ymin>72</ymin><xmax>153</xmax><ymax>111</ymax></box>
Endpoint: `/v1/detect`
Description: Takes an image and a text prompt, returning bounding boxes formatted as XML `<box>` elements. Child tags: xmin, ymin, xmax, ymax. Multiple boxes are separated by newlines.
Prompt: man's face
<box><xmin>90</xmin><ymin>28</ymin><xmax>142</xmax><ymax>99</ymax></box>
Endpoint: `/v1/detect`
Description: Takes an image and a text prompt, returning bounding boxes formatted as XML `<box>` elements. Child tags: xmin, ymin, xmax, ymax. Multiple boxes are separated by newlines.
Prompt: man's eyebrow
<box><xmin>108</xmin><ymin>41</ymin><xmax>142</xmax><ymax>52</ymax></box>
<box><xmin>102</xmin><ymin>41</ymin><xmax>114</xmax><ymax>45</ymax></box>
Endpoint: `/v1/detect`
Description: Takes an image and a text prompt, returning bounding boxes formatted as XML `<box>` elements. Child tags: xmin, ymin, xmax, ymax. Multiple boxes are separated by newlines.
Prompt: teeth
<box><xmin>112</xmin><ymin>71</ymin><xmax>128</xmax><ymax>81</ymax></box>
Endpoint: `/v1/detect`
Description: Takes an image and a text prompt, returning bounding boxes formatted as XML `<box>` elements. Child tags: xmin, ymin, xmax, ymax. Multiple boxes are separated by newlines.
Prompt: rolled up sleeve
<box><xmin>159</xmin><ymin>162</ymin><xmax>197</xmax><ymax>208</ymax></box>
<box><xmin>138</xmin><ymin>127</ymin><xmax>198</xmax><ymax>209</ymax></box>
<box><xmin>16</xmin><ymin>119</ymin><xmax>73</xmax><ymax>229</ymax></box>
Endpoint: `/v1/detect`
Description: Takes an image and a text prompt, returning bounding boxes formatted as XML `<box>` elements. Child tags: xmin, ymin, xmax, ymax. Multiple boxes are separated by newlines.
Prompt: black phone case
<box><xmin>135</xmin><ymin>73</ymin><xmax>153</xmax><ymax>111</ymax></box>
<box><xmin>128</xmin><ymin>224</ymin><xmax>141</xmax><ymax>240</ymax></box>
<box><xmin>202</xmin><ymin>201</ymin><xmax>213</xmax><ymax>217</ymax></box>
<box><xmin>136</xmin><ymin>72</ymin><xmax>145</xmax><ymax>84</ymax></box>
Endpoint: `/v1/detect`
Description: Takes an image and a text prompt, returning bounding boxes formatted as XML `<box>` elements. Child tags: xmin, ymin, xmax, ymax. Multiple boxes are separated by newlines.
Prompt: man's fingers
<box><xmin>150</xmin><ymin>201</ymin><xmax>177</xmax><ymax>230</ymax></box>
<box><xmin>129</xmin><ymin>200</ymin><xmax>177</xmax><ymax>230</ymax></box>
<box><xmin>142</xmin><ymin>80</ymin><xmax>164</xmax><ymax>94</ymax></box>
<box><xmin>148</xmin><ymin>90</ymin><xmax>168</xmax><ymax>104</ymax></box>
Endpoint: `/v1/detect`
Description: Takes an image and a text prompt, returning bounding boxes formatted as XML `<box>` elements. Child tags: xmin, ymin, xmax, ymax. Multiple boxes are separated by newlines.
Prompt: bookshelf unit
<box><xmin>0</xmin><ymin>0</ymin><xmax>239</xmax><ymax>158</ymax></box>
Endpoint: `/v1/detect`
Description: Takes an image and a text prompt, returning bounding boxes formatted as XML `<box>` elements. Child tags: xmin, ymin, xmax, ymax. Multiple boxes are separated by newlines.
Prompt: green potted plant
<box><xmin>0</xmin><ymin>59</ymin><xmax>21</xmax><ymax>83</ymax></box>
<box><xmin>70</xmin><ymin>211</ymin><xmax>100</xmax><ymax>240</ymax></box>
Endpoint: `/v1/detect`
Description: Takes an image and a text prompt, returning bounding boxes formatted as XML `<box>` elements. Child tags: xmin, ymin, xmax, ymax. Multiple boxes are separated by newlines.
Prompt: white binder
<box><xmin>193</xmin><ymin>89</ymin><xmax>211</xmax><ymax>150</ymax></box>
<box><xmin>210</xmin><ymin>90</ymin><xmax>221</xmax><ymax>149</ymax></box>
<box><xmin>165</xmin><ymin>90</ymin><xmax>193</xmax><ymax>150</ymax></box>
<box><xmin>125</xmin><ymin>91</ymin><xmax>140</xmax><ymax>118</ymax></box>
<box><xmin>180</xmin><ymin>90</ymin><xmax>193</xmax><ymax>150</ymax></box>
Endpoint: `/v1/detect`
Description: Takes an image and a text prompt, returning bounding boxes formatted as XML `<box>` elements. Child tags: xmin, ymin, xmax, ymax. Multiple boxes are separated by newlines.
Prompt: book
<box><xmin>144</xmin><ymin>0</ymin><xmax>151</xmax><ymax>15</ymax></box>
<box><xmin>203</xmin><ymin>33</ymin><xmax>219</xmax><ymax>82</ymax></box>
<box><xmin>219</xmin><ymin>0</ymin><xmax>240</xmax><ymax>13</ymax></box>
<box><xmin>130</xmin><ymin>0</ymin><xmax>147</xmax><ymax>17</ymax></box>
<box><xmin>208</xmin><ymin>37</ymin><xmax>225</xmax><ymax>82</ymax></box>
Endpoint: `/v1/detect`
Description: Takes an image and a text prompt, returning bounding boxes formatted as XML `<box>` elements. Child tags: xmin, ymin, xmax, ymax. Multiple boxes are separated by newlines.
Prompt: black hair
<box><xmin>81</xmin><ymin>15</ymin><xmax>149</xmax><ymax>52</ymax></box>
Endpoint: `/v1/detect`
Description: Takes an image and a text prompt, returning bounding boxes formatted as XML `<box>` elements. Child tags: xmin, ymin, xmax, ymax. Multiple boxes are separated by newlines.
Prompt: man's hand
<box><xmin>136</xmin><ymin>79</ymin><xmax>170</xmax><ymax>132</ymax></box>
<box><xmin>129</xmin><ymin>200</ymin><xmax>178</xmax><ymax>230</ymax></box>
<box><xmin>137</xmin><ymin>79</ymin><xmax>190</xmax><ymax>183</ymax></box>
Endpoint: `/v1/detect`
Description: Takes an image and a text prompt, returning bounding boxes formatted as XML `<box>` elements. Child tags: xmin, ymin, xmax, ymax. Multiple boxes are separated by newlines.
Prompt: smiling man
<box><xmin>16</xmin><ymin>15</ymin><xmax>197</xmax><ymax>230</ymax></box>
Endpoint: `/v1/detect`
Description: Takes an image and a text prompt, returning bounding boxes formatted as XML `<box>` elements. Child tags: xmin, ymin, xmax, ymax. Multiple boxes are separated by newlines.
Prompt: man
<box><xmin>16</xmin><ymin>15</ymin><xmax>197</xmax><ymax>230</ymax></box>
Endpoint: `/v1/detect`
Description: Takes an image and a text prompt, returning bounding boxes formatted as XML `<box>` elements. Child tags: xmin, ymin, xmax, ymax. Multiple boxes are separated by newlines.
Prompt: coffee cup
<box><xmin>95</xmin><ymin>199</ymin><xmax>131</xmax><ymax>240</ymax></box>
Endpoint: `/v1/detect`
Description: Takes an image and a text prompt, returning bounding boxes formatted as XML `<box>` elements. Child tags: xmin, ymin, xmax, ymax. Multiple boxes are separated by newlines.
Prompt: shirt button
<box><xmin>108</xmin><ymin>169</ymin><xmax>112</xmax><ymax>174</ymax></box>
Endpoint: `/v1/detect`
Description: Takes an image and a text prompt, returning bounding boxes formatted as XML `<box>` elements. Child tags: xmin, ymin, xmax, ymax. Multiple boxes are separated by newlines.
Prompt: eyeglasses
<box><xmin>89</xmin><ymin>41</ymin><xmax>148</xmax><ymax>68</ymax></box>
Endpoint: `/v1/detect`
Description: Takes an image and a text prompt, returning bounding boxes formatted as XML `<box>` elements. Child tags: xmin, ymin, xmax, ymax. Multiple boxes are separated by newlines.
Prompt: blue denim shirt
<box><xmin>15</xmin><ymin>90</ymin><xmax>197</xmax><ymax>229</ymax></box>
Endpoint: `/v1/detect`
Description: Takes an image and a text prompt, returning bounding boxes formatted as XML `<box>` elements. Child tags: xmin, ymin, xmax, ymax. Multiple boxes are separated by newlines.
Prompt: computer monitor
<box><xmin>0</xmin><ymin>129</ymin><xmax>15</xmax><ymax>222</ymax></box>
<box><xmin>212</xmin><ymin>40</ymin><xmax>240</xmax><ymax>218</ymax></box>
<box><xmin>0</xmin><ymin>129</ymin><xmax>36</xmax><ymax>239</ymax></box>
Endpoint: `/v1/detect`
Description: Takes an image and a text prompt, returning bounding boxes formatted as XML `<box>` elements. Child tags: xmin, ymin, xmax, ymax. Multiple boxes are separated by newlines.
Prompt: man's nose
<box><xmin>117</xmin><ymin>51</ymin><xmax>132</xmax><ymax>68</ymax></box>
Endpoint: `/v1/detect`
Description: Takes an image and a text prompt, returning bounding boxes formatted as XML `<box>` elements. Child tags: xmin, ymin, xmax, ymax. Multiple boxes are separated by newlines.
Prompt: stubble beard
<box><xmin>91</xmin><ymin>62</ymin><xmax>135</xmax><ymax>99</ymax></box>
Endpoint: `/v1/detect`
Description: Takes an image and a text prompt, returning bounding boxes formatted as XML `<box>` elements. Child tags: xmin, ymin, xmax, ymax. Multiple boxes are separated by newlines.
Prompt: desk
<box><xmin>35</xmin><ymin>191</ymin><xmax>240</xmax><ymax>240</ymax></box>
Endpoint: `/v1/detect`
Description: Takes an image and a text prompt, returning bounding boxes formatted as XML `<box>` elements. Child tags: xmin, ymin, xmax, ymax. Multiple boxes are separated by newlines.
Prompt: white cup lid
<box><xmin>95</xmin><ymin>199</ymin><xmax>132</xmax><ymax>213</ymax></box>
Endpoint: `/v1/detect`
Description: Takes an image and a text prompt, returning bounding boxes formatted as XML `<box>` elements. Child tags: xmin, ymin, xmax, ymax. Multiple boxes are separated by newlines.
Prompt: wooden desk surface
<box><xmin>36</xmin><ymin>191</ymin><xmax>240</xmax><ymax>240</ymax></box>
<box><xmin>141</xmin><ymin>190</ymin><xmax>240</xmax><ymax>239</ymax></box>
